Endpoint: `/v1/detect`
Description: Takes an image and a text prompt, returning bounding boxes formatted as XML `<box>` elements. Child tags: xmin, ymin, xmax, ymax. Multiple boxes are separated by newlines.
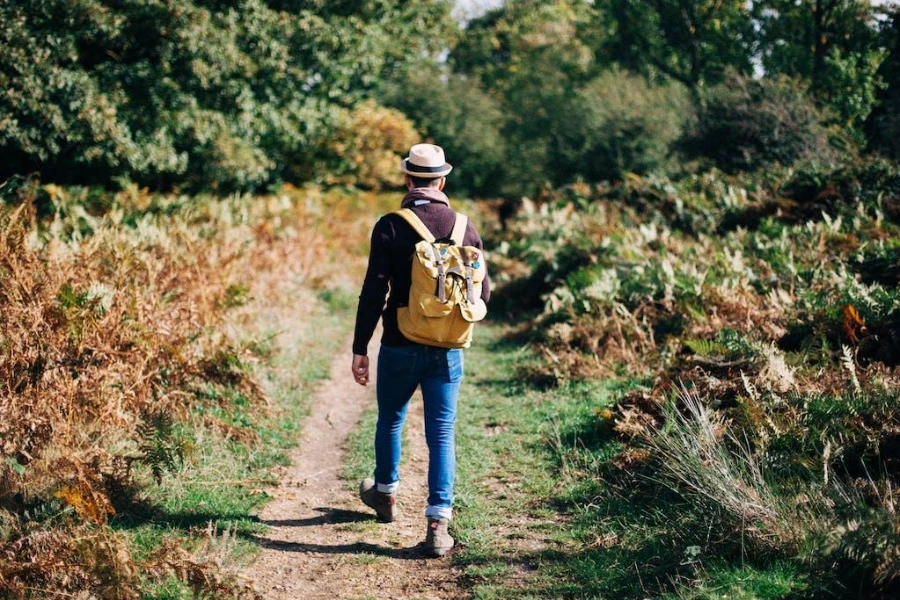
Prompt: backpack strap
<box><xmin>459</xmin><ymin>247</ymin><xmax>476</xmax><ymax>305</ymax></box>
<box><xmin>450</xmin><ymin>213</ymin><xmax>468</xmax><ymax>246</ymax></box>
<box><xmin>395</xmin><ymin>208</ymin><xmax>449</xmax><ymax>302</ymax></box>
<box><xmin>394</xmin><ymin>209</ymin><xmax>436</xmax><ymax>243</ymax></box>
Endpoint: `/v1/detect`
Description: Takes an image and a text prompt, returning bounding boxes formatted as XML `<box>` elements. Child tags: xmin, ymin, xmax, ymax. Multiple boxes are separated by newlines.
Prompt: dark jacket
<box><xmin>352</xmin><ymin>187</ymin><xmax>491</xmax><ymax>356</ymax></box>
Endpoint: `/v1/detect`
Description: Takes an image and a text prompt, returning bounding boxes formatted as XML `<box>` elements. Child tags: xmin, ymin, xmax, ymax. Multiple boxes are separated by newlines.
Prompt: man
<box><xmin>351</xmin><ymin>143</ymin><xmax>490</xmax><ymax>557</ymax></box>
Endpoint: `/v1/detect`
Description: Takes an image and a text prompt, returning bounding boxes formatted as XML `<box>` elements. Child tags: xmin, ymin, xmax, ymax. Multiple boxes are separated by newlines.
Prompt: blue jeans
<box><xmin>374</xmin><ymin>344</ymin><xmax>463</xmax><ymax>520</ymax></box>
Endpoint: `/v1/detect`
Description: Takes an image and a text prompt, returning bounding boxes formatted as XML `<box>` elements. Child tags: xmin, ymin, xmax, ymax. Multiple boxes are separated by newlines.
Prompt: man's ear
<box><xmin>438</xmin><ymin>178</ymin><xmax>446</xmax><ymax>191</ymax></box>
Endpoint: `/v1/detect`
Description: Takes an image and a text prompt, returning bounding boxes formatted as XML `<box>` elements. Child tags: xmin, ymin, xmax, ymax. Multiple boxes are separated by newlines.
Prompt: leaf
<box><xmin>4</xmin><ymin>456</ymin><xmax>26</xmax><ymax>476</ymax></box>
<box><xmin>684</xmin><ymin>339</ymin><xmax>730</xmax><ymax>357</ymax></box>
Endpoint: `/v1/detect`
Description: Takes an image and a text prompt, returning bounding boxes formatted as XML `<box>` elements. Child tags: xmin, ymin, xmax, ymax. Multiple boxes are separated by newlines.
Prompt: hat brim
<box><xmin>400</xmin><ymin>158</ymin><xmax>452</xmax><ymax>178</ymax></box>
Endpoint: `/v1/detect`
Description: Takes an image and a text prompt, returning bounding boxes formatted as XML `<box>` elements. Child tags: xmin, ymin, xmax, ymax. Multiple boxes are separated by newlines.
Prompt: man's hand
<box><xmin>352</xmin><ymin>354</ymin><xmax>370</xmax><ymax>386</ymax></box>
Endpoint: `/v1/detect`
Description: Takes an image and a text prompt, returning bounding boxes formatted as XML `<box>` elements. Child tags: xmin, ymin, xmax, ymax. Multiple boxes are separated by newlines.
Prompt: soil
<box><xmin>242</xmin><ymin>336</ymin><xmax>465</xmax><ymax>600</ymax></box>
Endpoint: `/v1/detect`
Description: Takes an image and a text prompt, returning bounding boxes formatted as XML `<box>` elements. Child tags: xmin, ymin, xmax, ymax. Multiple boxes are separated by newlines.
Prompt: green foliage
<box><xmin>450</xmin><ymin>0</ymin><xmax>601</xmax><ymax>195</ymax></box>
<box><xmin>489</xmin><ymin>153</ymin><xmax>900</xmax><ymax>596</ymax></box>
<box><xmin>781</xmin><ymin>156</ymin><xmax>900</xmax><ymax>217</ymax></box>
<box><xmin>0</xmin><ymin>0</ymin><xmax>452</xmax><ymax>191</ymax></box>
<box><xmin>820</xmin><ymin>47</ymin><xmax>887</xmax><ymax>135</ymax></box>
<box><xmin>683</xmin><ymin>339</ymin><xmax>730</xmax><ymax>358</ymax></box>
<box><xmin>452</xmin><ymin>0</ymin><xmax>598</xmax><ymax>92</ymax></box>
<box><xmin>381</xmin><ymin>66</ymin><xmax>507</xmax><ymax>196</ymax></box>
<box><xmin>136</xmin><ymin>410</ymin><xmax>186</xmax><ymax>485</ymax></box>
<box><xmin>681</xmin><ymin>75</ymin><xmax>836</xmax><ymax>172</ymax></box>
<box><xmin>684</xmin><ymin>330</ymin><xmax>758</xmax><ymax>363</ymax></box>
<box><xmin>753</xmin><ymin>0</ymin><xmax>885</xmax><ymax>136</ymax></box>
<box><xmin>558</xmin><ymin>69</ymin><xmax>692</xmax><ymax>181</ymax></box>
<box><xmin>601</xmin><ymin>0</ymin><xmax>755</xmax><ymax>92</ymax></box>
<box><xmin>866</xmin><ymin>10</ymin><xmax>900</xmax><ymax>159</ymax></box>
<box><xmin>826</xmin><ymin>509</ymin><xmax>900</xmax><ymax>590</ymax></box>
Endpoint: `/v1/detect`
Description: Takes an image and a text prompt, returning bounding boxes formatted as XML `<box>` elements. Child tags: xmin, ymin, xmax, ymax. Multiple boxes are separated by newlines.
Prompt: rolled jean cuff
<box><xmin>425</xmin><ymin>504</ymin><xmax>453</xmax><ymax>520</ymax></box>
<box><xmin>377</xmin><ymin>481</ymin><xmax>399</xmax><ymax>494</ymax></box>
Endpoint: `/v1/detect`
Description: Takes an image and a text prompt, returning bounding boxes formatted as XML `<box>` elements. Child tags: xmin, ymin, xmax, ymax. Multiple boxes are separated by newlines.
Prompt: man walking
<box><xmin>351</xmin><ymin>143</ymin><xmax>490</xmax><ymax>557</ymax></box>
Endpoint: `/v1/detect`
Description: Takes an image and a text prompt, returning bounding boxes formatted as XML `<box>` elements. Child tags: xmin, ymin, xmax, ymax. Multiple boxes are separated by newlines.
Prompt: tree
<box><xmin>865</xmin><ymin>8</ymin><xmax>900</xmax><ymax>158</ymax></box>
<box><xmin>753</xmin><ymin>0</ymin><xmax>886</xmax><ymax>134</ymax></box>
<box><xmin>381</xmin><ymin>66</ymin><xmax>507</xmax><ymax>197</ymax></box>
<box><xmin>600</xmin><ymin>0</ymin><xmax>755</xmax><ymax>97</ymax></box>
<box><xmin>0</xmin><ymin>0</ymin><xmax>454</xmax><ymax>190</ymax></box>
<box><xmin>680</xmin><ymin>74</ymin><xmax>835</xmax><ymax>173</ymax></box>
<box><xmin>451</xmin><ymin>0</ymin><xmax>602</xmax><ymax>194</ymax></box>
<box><xmin>557</xmin><ymin>69</ymin><xmax>692</xmax><ymax>181</ymax></box>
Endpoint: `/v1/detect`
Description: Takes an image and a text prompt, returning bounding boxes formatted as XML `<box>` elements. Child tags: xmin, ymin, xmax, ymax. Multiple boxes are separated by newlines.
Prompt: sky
<box><xmin>453</xmin><ymin>0</ymin><xmax>504</xmax><ymax>22</ymax></box>
<box><xmin>452</xmin><ymin>0</ymin><xmax>899</xmax><ymax>29</ymax></box>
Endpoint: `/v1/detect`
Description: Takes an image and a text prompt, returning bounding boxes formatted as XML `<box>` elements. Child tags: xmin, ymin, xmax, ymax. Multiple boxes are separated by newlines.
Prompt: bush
<box><xmin>556</xmin><ymin>69</ymin><xmax>692</xmax><ymax>181</ymax></box>
<box><xmin>327</xmin><ymin>100</ymin><xmax>420</xmax><ymax>190</ymax></box>
<box><xmin>0</xmin><ymin>0</ymin><xmax>451</xmax><ymax>191</ymax></box>
<box><xmin>681</xmin><ymin>74</ymin><xmax>837</xmax><ymax>173</ymax></box>
<box><xmin>0</xmin><ymin>182</ymin><xmax>349</xmax><ymax>597</ymax></box>
<box><xmin>382</xmin><ymin>67</ymin><xmax>508</xmax><ymax>197</ymax></box>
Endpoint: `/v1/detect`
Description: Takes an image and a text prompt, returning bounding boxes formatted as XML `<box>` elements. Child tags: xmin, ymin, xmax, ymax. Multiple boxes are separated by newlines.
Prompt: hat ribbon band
<box><xmin>405</xmin><ymin>161</ymin><xmax>446</xmax><ymax>174</ymax></box>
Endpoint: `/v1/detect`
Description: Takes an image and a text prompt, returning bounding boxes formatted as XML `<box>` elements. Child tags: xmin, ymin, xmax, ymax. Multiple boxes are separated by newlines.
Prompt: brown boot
<box><xmin>424</xmin><ymin>517</ymin><xmax>454</xmax><ymax>557</ymax></box>
<box><xmin>359</xmin><ymin>478</ymin><xmax>396</xmax><ymax>522</ymax></box>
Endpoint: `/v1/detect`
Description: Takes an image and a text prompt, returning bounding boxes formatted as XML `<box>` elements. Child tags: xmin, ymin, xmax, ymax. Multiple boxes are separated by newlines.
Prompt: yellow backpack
<box><xmin>394</xmin><ymin>208</ymin><xmax>488</xmax><ymax>349</ymax></box>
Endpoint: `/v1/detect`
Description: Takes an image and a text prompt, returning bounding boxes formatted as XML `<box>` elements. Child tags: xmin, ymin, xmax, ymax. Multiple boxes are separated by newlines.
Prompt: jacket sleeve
<box><xmin>352</xmin><ymin>218</ymin><xmax>392</xmax><ymax>356</ymax></box>
<box><xmin>464</xmin><ymin>220</ymin><xmax>491</xmax><ymax>304</ymax></box>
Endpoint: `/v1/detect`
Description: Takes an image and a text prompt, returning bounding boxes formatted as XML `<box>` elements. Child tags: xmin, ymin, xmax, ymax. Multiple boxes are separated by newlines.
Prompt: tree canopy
<box><xmin>0</xmin><ymin>0</ymin><xmax>453</xmax><ymax>190</ymax></box>
<box><xmin>1</xmin><ymin>0</ymin><xmax>898</xmax><ymax>195</ymax></box>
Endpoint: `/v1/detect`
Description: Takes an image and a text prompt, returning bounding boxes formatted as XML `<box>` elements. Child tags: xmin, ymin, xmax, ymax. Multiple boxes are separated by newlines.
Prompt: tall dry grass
<box><xmin>649</xmin><ymin>386</ymin><xmax>814</xmax><ymax>549</ymax></box>
<box><xmin>0</xmin><ymin>182</ymin><xmax>361</xmax><ymax>598</ymax></box>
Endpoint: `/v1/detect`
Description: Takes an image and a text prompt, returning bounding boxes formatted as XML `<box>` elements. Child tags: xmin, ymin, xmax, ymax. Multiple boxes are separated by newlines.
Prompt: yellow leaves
<box><xmin>843</xmin><ymin>303</ymin><xmax>866</xmax><ymax>345</ymax></box>
<box><xmin>55</xmin><ymin>482</ymin><xmax>115</xmax><ymax>525</ymax></box>
<box><xmin>330</xmin><ymin>100</ymin><xmax>420</xmax><ymax>190</ymax></box>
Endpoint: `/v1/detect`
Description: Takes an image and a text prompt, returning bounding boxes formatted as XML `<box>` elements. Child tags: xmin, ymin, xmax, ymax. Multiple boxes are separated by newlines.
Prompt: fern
<box><xmin>718</xmin><ymin>329</ymin><xmax>759</xmax><ymax>358</ymax></box>
<box><xmin>684</xmin><ymin>339</ymin><xmax>730</xmax><ymax>357</ymax></box>
<box><xmin>136</xmin><ymin>410</ymin><xmax>185</xmax><ymax>484</ymax></box>
<box><xmin>841</xmin><ymin>345</ymin><xmax>862</xmax><ymax>395</ymax></box>
<box><xmin>828</xmin><ymin>509</ymin><xmax>900</xmax><ymax>587</ymax></box>
<box><xmin>684</xmin><ymin>330</ymin><xmax>760</xmax><ymax>363</ymax></box>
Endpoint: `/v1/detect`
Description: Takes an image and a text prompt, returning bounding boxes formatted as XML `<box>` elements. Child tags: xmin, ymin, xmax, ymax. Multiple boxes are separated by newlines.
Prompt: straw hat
<box><xmin>400</xmin><ymin>144</ymin><xmax>453</xmax><ymax>178</ymax></box>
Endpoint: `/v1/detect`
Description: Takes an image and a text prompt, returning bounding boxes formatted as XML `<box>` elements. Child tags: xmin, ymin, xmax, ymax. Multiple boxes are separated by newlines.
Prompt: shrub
<box><xmin>557</xmin><ymin>69</ymin><xmax>692</xmax><ymax>181</ymax></box>
<box><xmin>328</xmin><ymin>100</ymin><xmax>420</xmax><ymax>190</ymax></box>
<box><xmin>781</xmin><ymin>156</ymin><xmax>900</xmax><ymax>222</ymax></box>
<box><xmin>0</xmin><ymin>182</ymin><xmax>341</xmax><ymax>597</ymax></box>
<box><xmin>681</xmin><ymin>74</ymin><xmax>837</xmax><ymax>173</ymax></box>
<box><xmin>382</xmin><ymin>67</ymin><xmax>508</xmax><ymax>196</ymax></box>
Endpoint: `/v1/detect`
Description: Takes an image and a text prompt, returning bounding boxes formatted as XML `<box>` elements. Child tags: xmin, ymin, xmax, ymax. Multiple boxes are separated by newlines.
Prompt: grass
<box><xmin>344</xmin><ymin>404</ymin><xmax>380</xmax><ymax>485</ymax></box>
<box><xmin>124</xmin><ymin>283</ymin><xmax>356</xmax><ymax>596</ymax></box>
<box><xmin>391</xmin><ymin>323</ymin><xmax>811</xmax><ymax>600</ymax></box>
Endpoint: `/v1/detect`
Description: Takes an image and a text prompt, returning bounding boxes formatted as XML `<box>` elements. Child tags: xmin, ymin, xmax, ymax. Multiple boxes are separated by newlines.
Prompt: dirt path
<box><xmin>243</xmin><ymin>335</ymin><xmax>465</xmax><ymax>600</ymax></box>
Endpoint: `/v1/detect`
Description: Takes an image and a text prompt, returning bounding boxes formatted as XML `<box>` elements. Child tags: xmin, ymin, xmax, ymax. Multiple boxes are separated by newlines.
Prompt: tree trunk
<box><xmin>811</xmin><ymin>0</ymin><xmax>832</xmax><ymax>93</ymax></box>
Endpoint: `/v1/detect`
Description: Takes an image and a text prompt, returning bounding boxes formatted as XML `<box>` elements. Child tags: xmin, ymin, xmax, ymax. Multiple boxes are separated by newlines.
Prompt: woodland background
<box><xmin>3</xmin><ymin>1</ymin><xmax>900</xmax><ymax>599</ymax></box>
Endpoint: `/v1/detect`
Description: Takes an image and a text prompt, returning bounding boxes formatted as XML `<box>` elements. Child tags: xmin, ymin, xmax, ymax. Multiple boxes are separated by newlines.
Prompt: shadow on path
<box><xmin>261</xmin><ymin>506</ymin><xmax>371</xmax><ymax>528</ymax></box>
<box><xmin>253</xmin><ymin>505</ymin><xmax>433</xmax><ymax>560</ymax></box>
<box><xmin>251</xmin><ymin>536</ymin><xmax>429</xmax><ymax>560</ymax></box>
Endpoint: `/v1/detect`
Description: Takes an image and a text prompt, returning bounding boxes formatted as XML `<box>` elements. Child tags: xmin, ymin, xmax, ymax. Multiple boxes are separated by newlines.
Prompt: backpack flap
<box><xmin>413</xmin><ymin>243</ymin><xmax>487</xmax><ymax>285</ymax></box>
